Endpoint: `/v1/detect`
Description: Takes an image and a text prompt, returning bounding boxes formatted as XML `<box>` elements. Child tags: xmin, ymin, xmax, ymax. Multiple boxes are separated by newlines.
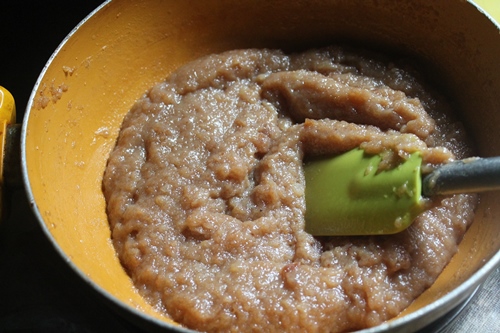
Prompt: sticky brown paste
<box><xmin>103</xmin><ymin>47</ymin><xmax>476</xmax><ymax>333</ymax></box>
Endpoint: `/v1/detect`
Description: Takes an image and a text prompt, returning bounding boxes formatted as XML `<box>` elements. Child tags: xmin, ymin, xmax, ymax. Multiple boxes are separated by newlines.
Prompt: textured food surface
<box><xmin>103</xmin><ymin>47</ymin><xmax>476</xmax><ymax>333</ymax></box>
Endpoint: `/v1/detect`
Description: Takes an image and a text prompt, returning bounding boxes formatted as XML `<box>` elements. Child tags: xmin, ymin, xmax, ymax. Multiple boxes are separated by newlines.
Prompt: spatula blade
<box><xmin>304</xmin><ymin>148</ymin><xmax>424</xmax><ymax>236</ymax></box>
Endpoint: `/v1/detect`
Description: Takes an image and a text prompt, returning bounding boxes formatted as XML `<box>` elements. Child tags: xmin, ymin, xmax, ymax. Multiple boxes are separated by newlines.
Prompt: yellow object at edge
<box><xmin>0</xmin><ymin>86</ymin><xmax>16</xmax><ymax>124</ymax></box>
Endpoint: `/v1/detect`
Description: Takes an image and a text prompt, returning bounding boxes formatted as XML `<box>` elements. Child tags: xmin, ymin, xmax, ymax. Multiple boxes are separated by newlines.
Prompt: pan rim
<box><xmin>19</xmin><ymin>0</ymin><xmax>500</xmax><ymax>332</ymax></box>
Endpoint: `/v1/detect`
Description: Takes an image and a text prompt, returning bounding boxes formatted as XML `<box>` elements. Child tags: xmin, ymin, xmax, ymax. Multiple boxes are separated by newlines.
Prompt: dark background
<box><xmin>0</xmin><ymin>1</ymin><xmax>498</xmax><ymax>333</ymax></box>
<box><xmin>1</xmin><ymin>1</ymin><xmax>101</xmax><ymax>117</ymax></box>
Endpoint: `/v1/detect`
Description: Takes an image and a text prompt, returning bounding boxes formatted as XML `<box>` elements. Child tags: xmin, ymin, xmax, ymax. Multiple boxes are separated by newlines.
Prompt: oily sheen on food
<box><xmin>102</xmin><ymin>47</ymin><xmax>476</xmax><ymax>333</ymax></box>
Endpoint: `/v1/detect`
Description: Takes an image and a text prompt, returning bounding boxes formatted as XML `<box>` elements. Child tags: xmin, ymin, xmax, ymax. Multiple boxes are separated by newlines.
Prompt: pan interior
<box><xmin>22</xmin><ymin>0</ymin><xmax>500</xmax><ymax>330</ymax></box>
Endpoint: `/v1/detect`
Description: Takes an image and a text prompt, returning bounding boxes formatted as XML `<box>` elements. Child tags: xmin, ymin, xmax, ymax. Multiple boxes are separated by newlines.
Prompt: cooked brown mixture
<box><xmin>102</xmin><ymin>46</ymin><xmax>477</xmax><ymax>333</ymax></box>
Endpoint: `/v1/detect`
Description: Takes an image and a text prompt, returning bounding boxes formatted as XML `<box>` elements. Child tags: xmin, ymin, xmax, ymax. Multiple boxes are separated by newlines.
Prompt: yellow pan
<box><xmin>20</xmin><ymin>0</ymin><xmax>500</xmax><ymax>332</ymax></box>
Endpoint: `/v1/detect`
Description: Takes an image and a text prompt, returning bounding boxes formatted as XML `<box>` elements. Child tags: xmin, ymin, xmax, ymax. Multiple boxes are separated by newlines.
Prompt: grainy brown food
<box><xmin>103</xmin><ymin>46</ymin><xmax>477</xmax><ymax>333</ymax></box>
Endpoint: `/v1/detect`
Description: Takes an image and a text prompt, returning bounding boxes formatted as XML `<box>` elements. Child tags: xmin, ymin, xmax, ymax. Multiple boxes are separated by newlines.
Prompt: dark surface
<box><xmin>0</xmin><ymin>1</ymin><xmax>103</xmax><ymax>119</ymax></box>
<box><xmin>0</xmin><ymin>2</ymin><xmax>498</xmax><ymax>333</ymax></box>
<box><xmin>0</xmin><ymin>191</ymin><xmax>142</xmax><ymax>333</ymax></box>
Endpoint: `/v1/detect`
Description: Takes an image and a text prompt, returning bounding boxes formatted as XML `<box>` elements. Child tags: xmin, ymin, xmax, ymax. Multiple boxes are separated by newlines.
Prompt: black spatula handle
<box><xmin>422</xmin><ymin>156</ymin><xmax>500</xmax><ymax>196</ymax></box>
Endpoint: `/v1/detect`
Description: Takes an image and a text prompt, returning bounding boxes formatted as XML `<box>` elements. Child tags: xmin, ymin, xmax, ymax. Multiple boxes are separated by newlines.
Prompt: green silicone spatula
<box><xmin>304</xmin><ymin>148</ymin><xmax>500</xmax><ymax>236</ymax></box>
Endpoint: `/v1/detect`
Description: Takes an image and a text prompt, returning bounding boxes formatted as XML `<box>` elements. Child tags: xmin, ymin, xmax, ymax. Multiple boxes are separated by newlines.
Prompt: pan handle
<box><xmin>0</xmin><ymin>86</ymin><xmax>22</xmax><ymax>220</ymax></box>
